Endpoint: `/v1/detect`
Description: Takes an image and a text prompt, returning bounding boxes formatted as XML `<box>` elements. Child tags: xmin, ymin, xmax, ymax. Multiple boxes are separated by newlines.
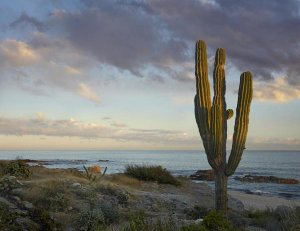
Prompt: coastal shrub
<box><xmin>26</xmin><ymin>181</ymin><xmax>71</xmax><ymax>212</ymax></box>
<box><xmin>184</xmin><ymin>205</ymin><xmax>209</xmax><ymax>219</ymax></box>
<box><xmin>75</xmin><ymin>208</ymin><xmax>105</xmax><ymax>231</ymax></box>
<box><xmin>123</xmin><ymin>210</ymin><xmax>146</xmax><ymax>231</ymax></box>
<box><xmin>244</xmin><ymin>207</ymin><xmax>300</xmax><ymax>231</ymax></box>
<box><xmin>96</xmin><ymin>184</ymin><xmax>129</xmax><ymax>205</ymax></box>
<box><xmin>180</xmin><ymin>223</ymin><xmax>207</xmax><ymax>231</ymax></box>
<box><xmin>202</xmin><ymin>210</ymin><xmax>237</xmax><ymax>231</ymax></box>
<box><xmin>30</xmin><ymin>208</ymin><xmax>60</xmax><ymax>231</ymax></box>
<box><xmin>3</xmin><ymin>160</ymin><xmax>32</xmax><ymax>178</ymax></box>
<box><xmin>99</xmin><ymin>202</ymin><xmax>120</xmax><ymax>225</ymax></box>
<box><xmin>246</xmin><ymin>209</ymin><xmax>280</xmax><ymax>230</ymax></box>
<box><xmin>123</xmin><ymin>211</ymin><xmax>178</xmax><ymax>231</ymax></box>
<box><xmin>276</xmin><ymin>206</ymin><xmax>300</xmax><ymax>231</ymax></box>
<box><xmin>0</xmin><ymin>202</ymin><xmax>24</xmax><ymax>231</ymax></box>
<box><xmin>124</xmin><ymin>165</ymin><xmax>181</xmax><ymax>186</ymax></box>
<box><xmin>0</xmin><ymin>175</ymin><xmax>22</xmax><ymax>192</ymax></box>
<box><xmin>227</xmin><ymin>210</ymin><xmax>247</xmax><ymax>230</ymax></box>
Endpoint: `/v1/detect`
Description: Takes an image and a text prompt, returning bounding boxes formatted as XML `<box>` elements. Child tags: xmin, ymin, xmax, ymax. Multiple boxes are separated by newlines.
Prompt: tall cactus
<box><xmin>194</xmin><ymin>40</ymin><xmax>253</xmax><ymax>212</ymax></box>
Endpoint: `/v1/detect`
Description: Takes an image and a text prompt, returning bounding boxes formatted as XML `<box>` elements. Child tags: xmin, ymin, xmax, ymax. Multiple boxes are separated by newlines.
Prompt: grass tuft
<box><xmin>124</xmin><ymin>165</ymin><xmax>181</xmax><ymax>186</ymax></box>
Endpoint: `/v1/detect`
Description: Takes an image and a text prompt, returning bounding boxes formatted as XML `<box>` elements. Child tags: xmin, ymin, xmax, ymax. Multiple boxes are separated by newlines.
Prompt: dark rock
<box><xmin>23</xmin><ymin>201</ymin><xmax>34</xmax><ymax>209</ymax></box>
<box><xmin>16</xmin><ymin>217</ymin><xmax>39</xmax><ymax>230</ymax></box>
<box><xmin>11</xmin><ymin>188</ymin><xmax>24</xmax><ymax>195</ymax></box>
<box><xmin>71</xmin><ymin>182</ymin><xmax>82</xmax><ymax>188</ymax></box>
<box><xmin>189</xmin><ymin>169</ymin><xmax>214</xmax><ymax>181</ymax></box>
<box><xmin>0</xmin><ymin>196</ymin><xmax>17</xmax><ymax>209</ymax></box>
<box><xmin>234</xmin><ymin>174</ymin><xmax>299</xmax><ymax>184</ymax></box>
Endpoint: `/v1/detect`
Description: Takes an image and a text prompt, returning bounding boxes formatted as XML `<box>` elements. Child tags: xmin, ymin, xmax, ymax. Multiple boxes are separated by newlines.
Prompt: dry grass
<box><xmin>109</xmin><ymin>174</ymin><xmax>142</xmax><ymax>188</ymax></box>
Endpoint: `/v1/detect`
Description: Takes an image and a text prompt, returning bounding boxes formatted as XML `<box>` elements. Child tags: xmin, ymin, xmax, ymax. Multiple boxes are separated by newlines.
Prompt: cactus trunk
<box><xmin>215</xmin><ymin>169</ymin><xmax>228</xmax><ymax>211</ymax></box>
<box><xmin>194</xmin><ymin>40</ymin><xmax>253</xmax><ymax>214</ymax></box>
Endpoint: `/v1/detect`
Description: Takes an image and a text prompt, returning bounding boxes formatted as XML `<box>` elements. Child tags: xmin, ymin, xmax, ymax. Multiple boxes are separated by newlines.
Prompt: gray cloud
<box><xmin>52</xmin><ymin>0</ymin><xmax>300</xmax><ymax>84</ymax></box>
<box><xmin>6</xmin><ymin>0</ymin><xmax>300</xmax><ymax>92</ymax></box>
<box><xmin>10</xmin><ymin>12</ymin><xmax>45</xmax><ymax>31</ymax></box>
<box><xmin>1</xmin><ymin>115</ymin><xmax>299</xmax><ymax>149</ymax></box>
<box><xmin>147</xmin><ymin>0</ymin><xmax>300</xmax><ymax>82</ymax></box>
<box><xmin>0</xmin><ymin>115</ymin><xmax>198</xmax><ymax>145</ymax></box>
<box><xmin>0</xmin><ymin>38</ymin><xmax>101</xmax><ymax>103</ymax></box>
<box><xmin>49</xmin><ymin>3</ymin><xmax>187</xmax><ymax>77</ymax></box>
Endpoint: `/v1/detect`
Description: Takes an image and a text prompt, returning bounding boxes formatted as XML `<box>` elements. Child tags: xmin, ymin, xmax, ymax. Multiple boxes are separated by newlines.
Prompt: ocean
<box><xmin>0</xmin><ymin>150</ymin><xmax>299</xmax><ymax>199</ymax></box>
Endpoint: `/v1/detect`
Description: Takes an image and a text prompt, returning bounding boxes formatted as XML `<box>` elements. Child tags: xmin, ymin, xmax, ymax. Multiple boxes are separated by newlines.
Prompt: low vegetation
<box><xmin>124</xmin><ymin>164</ymin><xmax>181</xmax><ymax>186</ymax></box>
<box><xmin>0</xmin><ymin>160</ymin><xmax>299</xmax><ymax>230</ymax></box>
<box><xmin>0</xmin><ymin>160</ymin><xmax>32</xmax><ymax>178</ymax></box>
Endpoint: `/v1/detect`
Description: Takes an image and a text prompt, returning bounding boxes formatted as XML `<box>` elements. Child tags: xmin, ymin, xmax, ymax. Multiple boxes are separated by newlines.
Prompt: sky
<box><xmin>0</xmin><ymin>0</ymin><xmax>300</xmax><ymax>150</ymax></box>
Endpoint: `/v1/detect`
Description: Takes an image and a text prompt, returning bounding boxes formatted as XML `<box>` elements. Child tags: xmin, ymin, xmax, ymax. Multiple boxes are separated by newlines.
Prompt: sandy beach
<box><xmin>229</xmin><ymin>190</ymin><xmax>300</xmax><ymax>210</ymax></box>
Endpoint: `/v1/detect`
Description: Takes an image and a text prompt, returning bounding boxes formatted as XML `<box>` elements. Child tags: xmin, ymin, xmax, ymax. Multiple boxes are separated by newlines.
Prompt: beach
<box><xmin>229</xmin><ymin>191</ymin><xmax>300</xmax><ymax>210</ymax></box>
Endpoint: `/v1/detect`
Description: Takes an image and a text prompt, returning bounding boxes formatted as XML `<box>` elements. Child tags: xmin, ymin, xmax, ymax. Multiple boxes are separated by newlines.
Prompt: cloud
<box><xmin>4</xmin><ymin>0</ymin><xmax>300</xmax><ymax>102</ymax></box>
<box><xmin>246</xmin><ymin>136</ymin><xmax>300</xmax><ymax>150</ymax></box>
<box><xmin>0</xmin><ymin>39</ymin><xmax>39</xmax><ymax>67</ymax></box>
<box><xmin>78</xmin><ymin>83</ymin><xmax>100</xmax><ymax>103</ymax></box>
<box><xmin>254</xmin><ymin>77</ymin><xmax>300</xmax><ymax>102</ymax></box>
<box><xmin>9</xmin><ymin>12</ymin><xmax>45</xmax><ymax>31</ymax></box>
<box><xmin>110</xmin><ymin>122</ymin><xmax>127</xmax><ymax>128</ymax></box>
<box><xmin>32</xmin><ymin>0</ymin><xmax>298</xmax><ymax>88</ymax></box>
<box><xmin>0</xmin><ymin>115</ymin><xmax>198</xmax><ymax>145</ymax></box>
<box><xmin>0</xmin><ymin>37</ymin><xmax>101</xmax><ymax>103</ymax></box>
<box><xmin>48</xmin><ymin>3</ymin><xmax>187</xmax><ymax>77</ymax></box>
<box><xmin>1</xmin><ymin>114</ymin><xmax>297</xmax><ymax>149</ymax></box>
<box><xmin>147</xmin><ymin>0</ymin><xmax>300</xmax><ymax>82</ymax></box>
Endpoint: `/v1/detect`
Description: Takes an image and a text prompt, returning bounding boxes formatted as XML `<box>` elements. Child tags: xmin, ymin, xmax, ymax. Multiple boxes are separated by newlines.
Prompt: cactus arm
<box><xmin>226</xmin><ymin>72</ymin><xmax>253</xmax><ymax>176</ymax></box>
<box><xmin>209</xmin><ymin>104</ymin><xmax>223</xmax><ymax>167</ymax></box>
<box><xmin>195</xmin><ymin>40</ymin><xmax>212</xmax><ymax>155</ymax></box>
<box><xmin>210</xmin><ymin>48</ymin><xmax>226</xmax><ymax>165</ymax></box>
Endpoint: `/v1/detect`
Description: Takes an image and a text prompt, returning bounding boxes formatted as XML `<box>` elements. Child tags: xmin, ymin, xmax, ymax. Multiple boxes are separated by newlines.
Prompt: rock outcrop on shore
<box><xmin>190</xmin><ymin>170</ymin><xmax>299</xmax><ymax>185</ymax></box>
<box><xmin>189</xmin><ymin>170</ymin><xmax>214</xmax><ymax>181</ymax></box>
<box><xmin>234</xmin><ymin>175</ymin><xmax>299</xmax><ymax>184</ymax></box>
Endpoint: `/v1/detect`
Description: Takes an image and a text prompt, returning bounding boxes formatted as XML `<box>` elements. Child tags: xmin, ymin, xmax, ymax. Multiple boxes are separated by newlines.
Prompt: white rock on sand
<box><xmin>229</xmin><ymin>191</ymin><xmax>300</xmax><ymax>210</ymax></box>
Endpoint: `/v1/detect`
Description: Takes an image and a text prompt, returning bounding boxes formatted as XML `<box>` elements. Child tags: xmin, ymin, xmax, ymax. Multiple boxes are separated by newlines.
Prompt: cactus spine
<box><xmin>194</xmin><ymin>40</ymin><xmax>253</xmax><ymax>212</ymax></box>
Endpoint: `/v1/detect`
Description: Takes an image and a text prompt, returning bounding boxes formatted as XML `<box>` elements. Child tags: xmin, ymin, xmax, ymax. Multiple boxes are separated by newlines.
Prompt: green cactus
<box><xmin>194</xmin><ymin>40</ymin><xmax>253</xmax><ymax>213</ymax></box>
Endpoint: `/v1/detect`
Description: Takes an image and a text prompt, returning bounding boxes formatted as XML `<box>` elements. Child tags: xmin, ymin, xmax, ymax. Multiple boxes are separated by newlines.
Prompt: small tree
<box><xmin>194</xmin><ymin>40</ymin><xmax>253</xmax><ymax>213</ymax></box>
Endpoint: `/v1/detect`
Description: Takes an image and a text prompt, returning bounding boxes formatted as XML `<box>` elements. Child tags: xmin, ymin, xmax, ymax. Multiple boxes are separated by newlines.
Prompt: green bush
<box><xmin>32</xmin><ymin>182</ymin><xmax>70</xmax><ymax>212</ymax></box>
<box><xmin>184</xmin><ymin>206</ymin><xmax>209</xmax><ymax>220</ymax></box>
<box><xmin>96</xmin><ymin>184</ymin><xmax>129</xmax><ymax>205</ymax></box>
<box><xmin>123</xmin><ymin>210</ymin><xmax>146</xmax><ymax>231</ymax></box>
<box><xmin>123</xmin><ymin>211</ymin><xmax>177</xmax><ymax>231</ymax></box>
<box><xmin>124</xmin><ymin>165</ymin><xmax>181</xmax><ymax>186</ymax></box>
<box><xmin>76</xmin><ymin>208</ymin><xmax>105</xmax><ymax>231</ymax></box>
<box><xmin>246</xmin><ymin>209</ymin><xmax>279</xmax><ymax>229</ymax></box>
<box><xmin>202</xmin><ymin>210</ymin><xmax>237</xmax><ymax>231</ymax></box>
<box><xmin>180</xmin><ymin>223</ymin><xmax>207</xmax><ymax>231</ymax></box>
<box><xmin>99</xmin><ymin>202</ymin><xmax>120</xmax><ymax>225</ymax></box>
<box><xmin>3</xmin><ymin>160</ymin><xmax>32</xmax><ymax>178</ymax></box>
<box><xmin>280</xmin><ymin>206</ymin><xmax>300</xmax><ymax>231</ymax></box>
<box><xmin>30</xmin><ymin>208</ymin><xmax>60</xmax><ymax>231</ymax></box>
<box><xmin>0</xmin><ymin>202</ymin><xmax>23</xmax><ymax>231</ymax></box>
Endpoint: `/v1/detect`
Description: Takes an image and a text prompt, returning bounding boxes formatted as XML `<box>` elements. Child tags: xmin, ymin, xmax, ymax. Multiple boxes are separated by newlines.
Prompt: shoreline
<box><xmin>229</xmin><ymin>190</ymin><xmax>300</xmax><ymax>210</ymax></box>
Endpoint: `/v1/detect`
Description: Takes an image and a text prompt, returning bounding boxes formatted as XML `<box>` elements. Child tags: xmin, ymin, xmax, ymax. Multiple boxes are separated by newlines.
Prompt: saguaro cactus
<box><xmin>194</xmin><ymin>40</ymin><xmax>253</xmax><ymax>212</ymax></box>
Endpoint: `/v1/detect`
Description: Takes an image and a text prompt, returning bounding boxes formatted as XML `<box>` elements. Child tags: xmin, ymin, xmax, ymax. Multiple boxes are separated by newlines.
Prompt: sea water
<box><xmin>0</xmin><ymin>150</ymin><xmax>299</xmax><ymax>199</ymax></box>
